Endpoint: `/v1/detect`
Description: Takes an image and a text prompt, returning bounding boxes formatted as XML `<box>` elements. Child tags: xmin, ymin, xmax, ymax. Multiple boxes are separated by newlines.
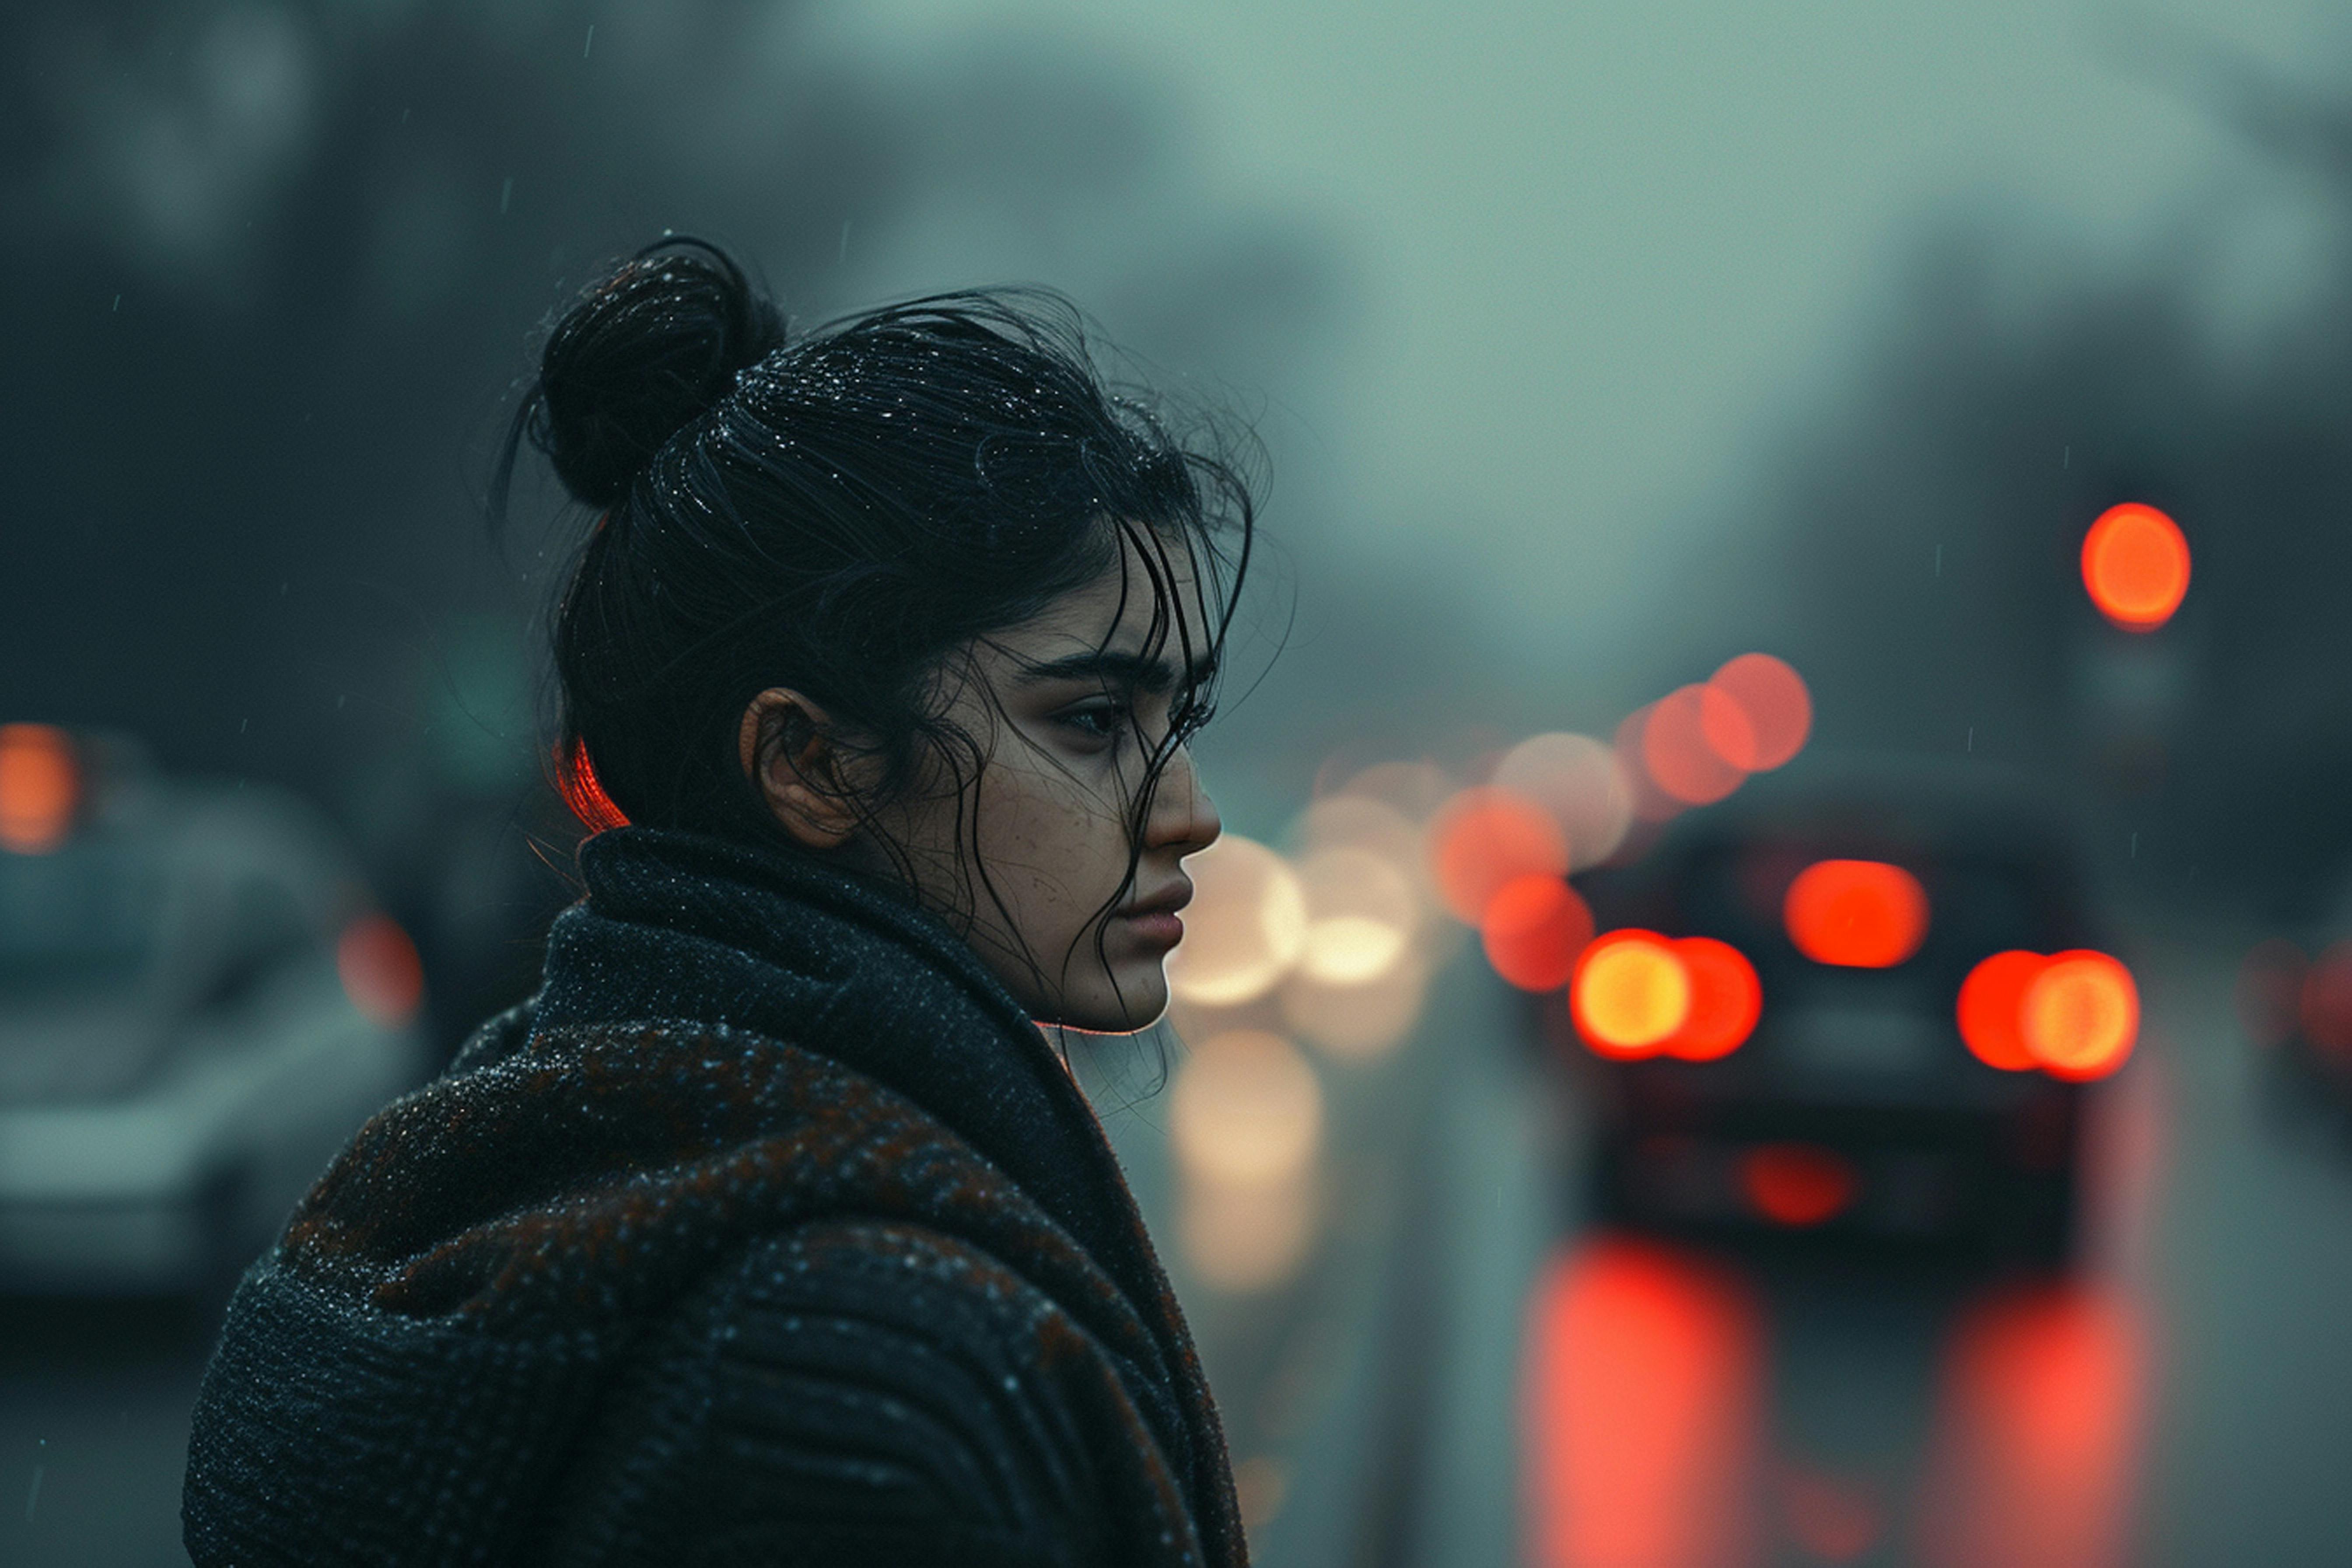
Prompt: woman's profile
<box><xmin>182</xmin><ymin>238</ymin><xmax>1255</xmax><ymax>1567</ymax></box>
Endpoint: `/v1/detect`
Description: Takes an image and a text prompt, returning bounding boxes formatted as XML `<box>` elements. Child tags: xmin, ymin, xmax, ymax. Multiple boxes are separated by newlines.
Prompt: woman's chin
<box><xmin>1044</xmin><ymin>973</ymin><xmax>1170</xmax><ymax>1035</ymax></box>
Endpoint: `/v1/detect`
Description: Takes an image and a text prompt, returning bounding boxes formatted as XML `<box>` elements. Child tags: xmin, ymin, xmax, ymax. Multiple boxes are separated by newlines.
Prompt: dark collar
<box><xmin>530</xmin><ymin>826</ymin><xmax>1169</xmax><ymax>1349</ymax></box>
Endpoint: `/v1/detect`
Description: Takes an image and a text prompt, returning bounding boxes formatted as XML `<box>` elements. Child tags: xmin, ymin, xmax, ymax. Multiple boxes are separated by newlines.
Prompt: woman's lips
<box><xmin>1121</xmin><ymin>910</ymin><xmax>1186</xmax><ymax>948</ymax></box>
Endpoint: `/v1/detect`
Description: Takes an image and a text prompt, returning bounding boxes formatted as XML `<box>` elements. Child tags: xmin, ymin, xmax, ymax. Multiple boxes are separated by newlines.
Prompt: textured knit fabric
<box><xmin>182</xmin><ymin>826</ymin><xmax>1242</xmax><ymax>1568</ymax></box>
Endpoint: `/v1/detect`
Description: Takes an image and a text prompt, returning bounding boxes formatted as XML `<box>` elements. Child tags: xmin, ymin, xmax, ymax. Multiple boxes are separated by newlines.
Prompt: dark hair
<box><xmin>496</xmin><ymin>238</ymin><xmax>1254</xmax><ymax>980</ymax></box>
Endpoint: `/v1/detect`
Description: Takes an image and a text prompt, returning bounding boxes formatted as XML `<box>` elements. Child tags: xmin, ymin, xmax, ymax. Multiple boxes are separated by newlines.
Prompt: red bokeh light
<box><xmin>1783</xmin><ymin>859</ymin><xmax>1928</xmax><ymax>968</ymax></box>
<box><xmin>1431</xmin><ymin>787</ymin><xmax>1571</xmax><ymax>923</ymax></box>
<box><xmin>1660</xmin><ymin>938</ymin><xmax>1762</xmax><ymax>1061</ymax></box>
<box><xmin>2298</xmin><ymin>940</ymin><xmax>2352</xmax><ymax>1063</ymax></box>
<box><xmin>1642</xmin><ymin>685</ymin><xmax>1748</xmax><ymax>806</ymax></box>
<box><xmin>0</xmin><ymin>724</ymin><xmax>80</xmax><ymax>855</ymax></box>
<box><xmin>1917</xmin><ymin>1283</ymin><xmax>2145</xmax><ymax>1568</ymax></box>
<box><xmin>1523</xmin><ymin>1238</ymin><xmax>1763</xmax><ymax>1568</ymax></box>
<box><xmin>2081</xmin><ymin>503</ymin><xmax>2190</xmax><ymax>631</ymax></box>
<box><xmin>2023</xmin><ymin>951</ymin><xmax>2138</xmax><ymax>1081</ymax></box>
<box><xmin>338</xmin><ymin>914</ymin><xmax>425</xmax><ymax>1027</ymax></box>
<box><xmin>1482</xmin><ymin>874</ymin><xmax>1596</xmax><ymax>992</ymax></box>
<box><xmin>2235</xmin><ymin>938</ymin><xmax>2308</xmax><ymax>1049</ymax></box>
<box><xmin>1704</xmin><ymin>654</ymin><xmax>1812</xmax><ymax>772</ymax></box>
<box><xmin>1778</xmin><ymin>1462</ymin><xmax>1881</xmax><ymax>1564</ymax></box>
<box><xmin>1612</xmin><ymin>705</ymin><xmax>1683</xmax><ymax>825</ymax></box>
<box><xmin>1739</xmin><ymin>1143</ymin><xmax>1858</xmax><ymax>1226</ymax></box>
<box><xmin>1572</xmin><ymin>931</ymin><xmax>1693</xmax><ymax>1058</ymax></box>
<box><xmin>1958</xmin><ymin>951</ymin><xmax>2046</xmax><ymax>1071</ymax></box>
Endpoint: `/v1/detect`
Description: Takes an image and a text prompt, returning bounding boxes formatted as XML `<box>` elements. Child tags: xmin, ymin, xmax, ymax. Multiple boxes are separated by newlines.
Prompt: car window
<box><xmin>0</xmin><ymin>837</ymin><xmax>165</xmax><ymax>1004</ymax></box>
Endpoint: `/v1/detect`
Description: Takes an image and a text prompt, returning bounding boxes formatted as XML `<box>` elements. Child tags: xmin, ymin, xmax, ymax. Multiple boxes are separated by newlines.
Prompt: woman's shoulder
<box><xmin>540</xmin><ymin>1217</ymin><xmax>1201</xmax><ymax>1568</ymax></box>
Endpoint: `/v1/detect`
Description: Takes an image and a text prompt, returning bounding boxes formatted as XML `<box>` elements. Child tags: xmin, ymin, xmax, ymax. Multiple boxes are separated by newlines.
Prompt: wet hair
<box><xmin>494</xmin><ymin>238</ymin><xmax>1253</xmax><ymax>999</ymax></box>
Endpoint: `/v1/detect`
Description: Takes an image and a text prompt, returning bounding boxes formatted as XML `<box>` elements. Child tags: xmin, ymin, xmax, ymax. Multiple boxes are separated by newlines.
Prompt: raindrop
<box><xmin>500</xmin><ymin>177</ymin><xmax>514</xmax><ymax>215</ymax></box>
<box><xmin>112</xmin><ymin>293</ymin><xmax>121</xmax><ymax>312</ymax></box>
<box><xmin>583</xmin><ymin>23</ymin><xmax>594</xmax><ymax>58</ymax></box>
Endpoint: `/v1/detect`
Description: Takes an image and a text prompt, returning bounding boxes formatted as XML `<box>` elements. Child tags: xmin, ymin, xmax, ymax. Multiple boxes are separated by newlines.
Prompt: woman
<box><xmin>183</xmin><ymin>240</ymin><xmax>1255</xmax><ymax>1567</ymax></box>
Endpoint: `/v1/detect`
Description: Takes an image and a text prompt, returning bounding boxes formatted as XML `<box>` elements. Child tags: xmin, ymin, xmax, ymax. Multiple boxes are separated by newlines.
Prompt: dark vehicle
<box><xmin>1553</xmin><ymin>762</ymin><xmax>2133</xmax><ymax>1264</ymax></box>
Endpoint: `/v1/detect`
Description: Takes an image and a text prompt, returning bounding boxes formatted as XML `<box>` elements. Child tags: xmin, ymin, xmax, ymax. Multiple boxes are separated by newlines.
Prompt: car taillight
<box><xmin>2299</xmin><ymin>940</ymin><xmax>2352</xmax><ymax>1062</ymax></box>
<box><xmin>1957</xmin><ymin>949</ymin><xmax>2138</xmax><ymax>1081</ymax></box>
<box><xmin>1663</xmin><ymin>938</ymin><xmax>1762</xmax><ymax>1062</ymax></box>
<box><xmin>1570</xmin><ymin>931</ymin><xmax>1761</xmax><ymax>1062</ymax></box>
<box><xmin>1782</xmin><ymin>858</ymin><xmax>1928</xmax><ymax>968</ymax></box>
<box><xmin>0</xmin><ymin>724</ymin><xmax>79</xmax><ymax>854</ymax></box>
<box><xmin>1739</xmin><ymin>1143</ymin><xmax>1858</xmax><ymax>1226</ymax></box>
<box><xmin>2023</xmin><ymin>952</ymin><xmax>2138</xmax><ymax>1080</ymax></box>
<box><xmin>1958</xmin><ymin>951</ymin><xmax>2044</xmax><ymax>1071</ymax></box>
<box><xmin>1572</xmin><ymin>931</ymin><xmax>1687</xmax><ymax>1057</ymax></box>
<box><xmin>339</xmin><ymin>914</ymin><xmax>424</xmax><ymax>1027</ymax></box>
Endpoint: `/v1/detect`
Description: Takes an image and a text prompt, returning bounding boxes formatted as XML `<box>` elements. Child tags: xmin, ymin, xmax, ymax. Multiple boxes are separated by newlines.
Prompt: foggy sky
<box><xmin>819</xmin><ymin>0</ymin><xmax>2347</xmax><ymax>676</ymax></box>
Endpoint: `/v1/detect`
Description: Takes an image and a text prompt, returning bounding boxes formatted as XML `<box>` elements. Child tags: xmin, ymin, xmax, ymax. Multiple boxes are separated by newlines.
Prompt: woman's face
<box><xmin>877</xmin><ymin>539</ymin><xmax>1224</xmax><ymax>1031</ymax></box>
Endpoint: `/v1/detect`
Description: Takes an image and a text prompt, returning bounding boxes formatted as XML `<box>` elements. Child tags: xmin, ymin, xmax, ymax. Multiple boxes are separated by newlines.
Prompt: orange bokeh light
<box><xmin>0</xmin><ymin>724</ymin><xmax>80</xmax><ymax>855</ymax></box>
<box><xmin>1571</xmin><ymin>931</ymin><xmax>1692</xmax><ymax>1058</ymax></box>
<box><xmin>1739</xmin><ymin>1143</ymin><xmax>1858</xmax><ymax>1226</ymax></box>
<box><xmin>1958</xmin><ymin>951</ymin><xmax>2047</xmax><ymax>1071</ymax></box>
<box><xmin>338</xmin><ymin>914</ymin><xmax>425</xmax><ymax>1027</ymax></box>
<box><xmin>1430</xmin><ymin>786</ymin><xmax>1571</xmax><ymax>923</ymax></box>
<box><xmin>2081</xmin><ymin>503</ymin><xmax>2189</xmax><ymax>631</ymax></box>
<box><xmin>1482</xmin><ymin>874</ymin><xmax>1596</xmax><ymax>993</ymax></box>
<box><xmin>1660</xmin><ymin>938</ymin><xmax>1762</xmax><ymax>1062</ymax></box>
<box><xmin>1783</xmin><ymin>859</ymin><xmax>1928</xmax><ymax>968</ymax></box>
<box><xmin>2022</xmin><ymin>951</ymin><xmax>2138</xmax><ymax>1081</ymax></box>
<box><xmin>1704</xmin><ymin>654</ymin><xmax>1811</xmax><ymax>771</ymax></box>
<box><xmin>2298</xmin><ymin>940</ymin><xmax>2352</xmax><ymax>1063</ymax></box>
<box><xmin>1642</xmin><ymin>685</ymin><xmax>1748</xmax><ymax>807</ymax></box>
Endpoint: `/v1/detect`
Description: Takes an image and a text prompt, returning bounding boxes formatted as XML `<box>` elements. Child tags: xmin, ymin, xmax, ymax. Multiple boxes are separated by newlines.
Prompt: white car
<box><xmin>0</xmin><ymin>726</ymin><xmax>428</xmax><ymax>1296</ymax></box>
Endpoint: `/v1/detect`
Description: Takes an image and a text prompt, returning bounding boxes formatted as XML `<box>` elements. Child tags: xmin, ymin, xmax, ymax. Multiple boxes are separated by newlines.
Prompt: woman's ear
<box><xmin>738</xmin><ymin>689</ymin><xmax>861</xmax><ymax>850</ymax></box>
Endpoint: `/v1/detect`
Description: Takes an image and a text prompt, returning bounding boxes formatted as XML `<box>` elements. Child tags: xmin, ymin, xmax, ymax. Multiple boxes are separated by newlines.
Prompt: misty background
<box><xmin>6</xmin><ymin>0</ymin><xmax>2351</xmax><ymax>1014</ymax></box>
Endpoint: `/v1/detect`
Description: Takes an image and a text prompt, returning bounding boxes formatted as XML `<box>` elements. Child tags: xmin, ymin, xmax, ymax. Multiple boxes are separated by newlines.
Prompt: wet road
<box><xmin>8</xmin><ymin>920</ymin><xmax>2352</xmax><ymax>1566</ymax></box>
<box><xmin>1255</xmin><ymin>917</ymin><xmax>2352</xmax><ymax>1568</ymax></box>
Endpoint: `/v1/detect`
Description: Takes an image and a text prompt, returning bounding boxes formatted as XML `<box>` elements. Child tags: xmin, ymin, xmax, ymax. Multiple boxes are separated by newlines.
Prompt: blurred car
<box><xmin>1552</xmin><ymin>761</ymin><xmax>2133</xmax><ymax>1263</ymax></box>
<box><xmin>2237</xmin><ymin>908</ymin><xmax>2352</xmax><ymax>1130</ymax></box>
<box><xmin>0</xmin><ymin>724</ymin><xmax>428</xmax><ymax>1297</ymax></box>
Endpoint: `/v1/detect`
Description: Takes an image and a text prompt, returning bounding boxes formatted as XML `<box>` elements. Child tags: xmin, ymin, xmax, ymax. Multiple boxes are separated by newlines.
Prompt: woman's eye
<box><xmin>1059</xmin><ymin>702</ymin><xmax>1130</xmax><ymax>742</ymax></box>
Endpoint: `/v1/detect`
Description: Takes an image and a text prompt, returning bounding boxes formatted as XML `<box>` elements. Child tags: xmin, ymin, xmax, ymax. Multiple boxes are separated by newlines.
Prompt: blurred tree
<box><xmin>1701</xmin><ymin>43</ymin><xmax>2352</xmax><ymax>914</ymax></box>
<box><xmin>0</xmin><ymin>0</ymin><xmax>1334</xmax><ymax>1044</ymax></box>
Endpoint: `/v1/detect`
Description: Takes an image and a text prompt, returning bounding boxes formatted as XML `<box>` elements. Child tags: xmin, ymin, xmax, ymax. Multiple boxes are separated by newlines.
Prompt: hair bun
<box><xmin>531</xmin><ymin>238</ymin><xmax>787</xmax><ymax>509</ymax></box>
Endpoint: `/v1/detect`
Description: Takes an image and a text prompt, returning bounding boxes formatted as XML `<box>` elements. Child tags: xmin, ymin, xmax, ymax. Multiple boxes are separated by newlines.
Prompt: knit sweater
<box><xmin>182</xmin><ymin>826</ymin><xmax>1243</xmax><ymax>1567</ymax></box>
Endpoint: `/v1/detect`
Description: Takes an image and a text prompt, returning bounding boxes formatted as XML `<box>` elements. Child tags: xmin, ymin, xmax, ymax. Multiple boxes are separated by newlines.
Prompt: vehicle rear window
<box><xmin>0</xmin><ymin>839</ymin><xmax>164</xmax><ymax>1000</ymax></box>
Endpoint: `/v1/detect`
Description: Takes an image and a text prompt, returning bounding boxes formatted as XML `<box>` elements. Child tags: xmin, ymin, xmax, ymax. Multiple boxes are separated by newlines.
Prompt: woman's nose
<box><xmin>1149</xmin><ymin>745</ymin><xmax>1221</xmax><ymax>856</ymax></box>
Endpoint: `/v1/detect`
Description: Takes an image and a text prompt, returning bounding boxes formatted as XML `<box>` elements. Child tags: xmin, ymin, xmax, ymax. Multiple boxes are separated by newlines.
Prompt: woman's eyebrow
<box><xmin>1014</xmin><ymin>648</ymin><xmax>1218</xmax><ymax>692</ymax></box>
